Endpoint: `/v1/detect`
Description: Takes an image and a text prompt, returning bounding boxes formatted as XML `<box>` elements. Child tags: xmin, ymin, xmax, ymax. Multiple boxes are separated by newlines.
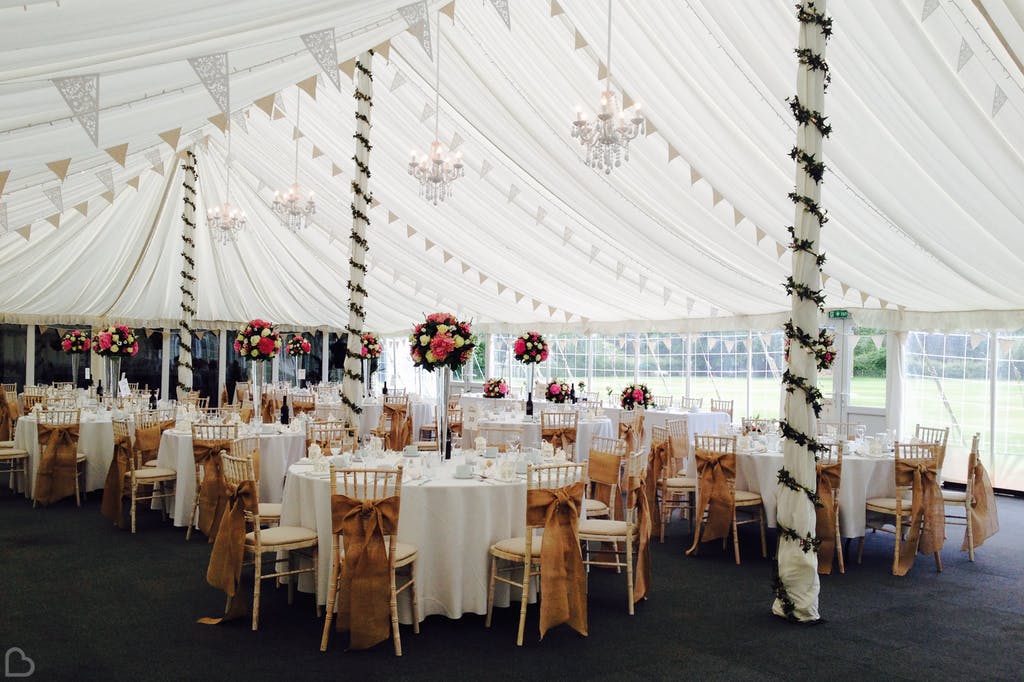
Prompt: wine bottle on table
<box><xmin>382</xmin><ymin>381</ymin><xmax>388</xmax><ymax>396</ymax></box>
<box><xmin>280</xmin><ymin>394</ymin><xmax>290</xmax><ymax>425</ymax></box>
<box><xmin>526</xmin><ymin>392</ymin><xmax>534</xmax><ymax>417</ymax></box>
<box><xmin>570</xmin><ymin>384</ymin><xmax>577</xmax><ymax>404</ymax></box>
<box><xmin>149</xmin><ymin>389</ymin><xmax>158</xmax><ymax>410</ymax></box>
<box><xmin>97</xmin><ymin>380</ymin><xmax>103</xmax><ymax>397</ymax></box>
<box><xmin>445</xmin><ymin>427</ymin><xmax>453</xmax><ymax>460</ymax></box>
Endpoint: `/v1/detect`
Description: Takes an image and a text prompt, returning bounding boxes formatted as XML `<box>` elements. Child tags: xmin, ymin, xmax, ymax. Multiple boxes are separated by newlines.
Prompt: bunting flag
<box><xmin>496</xmin><ymin>282</ymin><xmax>507</xmax><ymax>294</ymax></box>
<box><xmin>489</xmin><ymin>0</ymin><xmax>511</xmax><ymax>29</ymax></box>
<box><xmin>993</xmin><ymin>86</ymin><xmax>1007</xmax><ymax>117</ymax></box>
<box><xmin>712</xmin><ymin>188</ymin><xmax>724</xmax><ymax>206</ymax></box>
<box><xmin>878</xmin><ymin>298</ymin><xmax>888</xmax><ymax>309</ymax></box>
<box><xmin>407</xmin><ymin>225</ymin><xmax>417</xmax><ymax>238</ymax></box>
<box><xmin>254</xmin><ymin>93</ymin><xmax>276</xmax><ymax>118</ymax></box>
<box><xmin>424</xmin><ymin>238</ymin><xmax>435</xmax><ymax>251</ymax></box>
<box><xmin>547</xmin><ymin>305</ymin><xmax>557</xmax><ymax>317</ymax></box>
<box><xmin>759</xmin><ymin>332</ymin><xmax>773</xmax><ymax>347</ymax></box>
<box><xmin>622</xmin><ymin>91</ymin><xmax>635</xmax><ymax>109</ymax></box>
<box><xmin>574</xmin><ymin>29</ymin><xmax>587</xmax><ymax>50</ymax></box>
<box><xmin>998</xmin><ymin>338</ymin><xmax>1016</xmax><ymax>354</ymax></box>
<box><xmin>734</xmin><ymin>207</ymin><xmax>745</xmax><ymax>226</ymax></box>
<box><xmin>231</xmin><ymin>110</ymin><xmax>248</xmax><ymax>134</ymax></box>
<box><xmin>859</xmin><ymin>291</ymin><xmax>870</xmax><ymax>305</ymax></box>
<box><xmin>311</xmin><ymin>145</ymin><xmax>323</xmax><ymax>159</ymax></box>
<box><xmin>450</xmin><ymin>131</ymin><xmax>464</xmax><ymax>150</ymax></box>
<box><xmin>564</xmin><ymin>311</ymin><xmax>572</xmax><ymax>323</ymax></box>
<box><xmin>478</xmin><ymin>272</ymin><xmax>488</xmax><ymax>285</ymax></box>
<box><xmin>563</xmin><ymin>226</ymin><xmax>573</xmax><ymax>245</ymax></box>
<box><xmin>105</xmin><ymin>143</ymin><xmax>128</xmax><ymax>167</ymax></box>
<box><xmin>872</xmin><ymin>335</ymin><xmax>885</xmax><ymax>348</ymax></box>
<box><xmin>969</xmin><ymin>333</ymin><xmax>986</xmax><ymax>350</ymax></box>
<box><xmin>460</xmin><ymin>262</ymin><xmax>471</xmax><ymax>274</ymax></box>
<box><xmin>420</xmin><ymin>102</ymin><xmax>435</xmax><ymax>123</ymax></box>
<box><xmin>158</xmin><ymin>128</ymin><xmax>182</xmax><ymax>151</ymax></box>
<box><xmin>514</xmin><ymin>291</ymin><xmax>524</xmax><ymax>304</ymax></box>
<box><xmin>645</xmin><ymin>119</ymin><xmax>658</xmax><ymax>137</ymax></box>
<box><xmin>399</xmin><ymin>1</ymin><xmax>433</xmax><ymax>59</ymax></box>
<box><xmin>507</xmin><ymin>184</ymin><xmax>520</xmax><ymax>202</ymax></box>
<box><xmin>535</xmin><ymin>206</ymin><xmax>546</xmax><ymax>224</ymax></box>
<box><xmin>479</xmin><ymin>158</ymin><xmax>493</xmax><ymax>178</ymax></box>
<box><xmin>440</xmin><ymin>1</ymin><xmax>455</xmax><ymax>20</ymax></box>
<box><xmin>921</xmin><ymin>0</ymin><xmax>939</xmax><ymax>21</ymax></box>
<box><xmin>0</xmin><ymin>170</ymin><xmax>8</xmax><ymax>195</ymax></box>
<box><xmin>73</xmin><ymin>201</ymin><xmax>88</xmax><ymax>217</ymax></box>
<box><xmin>208</xmin><ymin>113</ymin><xmax>229</xmax><ymax>133</ymax></box>
<box><xmin>707</xmin><ymin>337</ymin><xmax>720</xmax><ymax>352</ymax></box>
<box><xmin>724</xmin><ymin>340</ymin><xmax>736</xmax><ymax>353</ymax></box>
<box><xmin>956</xmin><ymin>38</ymin><xmax>973</xmax><ymax>72</ymax></box>
<box><xmin>821</xmin><ymin>273</ymin><xmax>830</xmax><ymax>286</ymax></box>
<box><xmin>532</xmin><ymin>299</ymin><xmax>542</xmax><ymax>311</ymax></box>
<box><xmin>667</xmin><ymin>144</ymin><xmax>680</xmax><ymax>162</ymax></box>
<box><xmin>296</xmin><ymin>75</ymin><xmax>318</xmax><ymax>99</ymax></box>
<box><xmin>292</xmin><ymin>126</ymin><xmax>304</xmax><ymax>140</ymax></box>
<box><xmin>339</xmin><ymin>59</ymin><xmax>356</xmax><ymax>80</ymax></box>
<box><xmin>46</xmin><ymin>214</ymin><xmax>60</xmax><ymax>229</ymax></box>
<box><xmin>101</xmin><ymin>191</ymin><xmax>115</xmax><ymax>204</ymax></box>
<box><xmin>840</xmin><ymin>282</ymin><xmax>849</xmax><ymax>296</ymax></box>
<box><xmin>754</xmin><ymin>226</ymin><xmax>766</xmax><ymax>243</ymax></box>
<box><xmin>43</xmin><ymin>185</ymin><xmax>63</xmax><ymax>213</ymax></box>
<box><xmin>374</xmin><ymin>40</ymin><xmax>392</xmax><ymax>62</ymax></box>
<box><xmin>387</xmin><ymin>210</ymin><xmax>398</xmax><ymax>223</ymax></box>
<box><xmin>331</xmin><ymin>162</ymin><xmax>343</xmax><ymax>176</ymax></box>
<box><xmin>52</xmin><ymin>74</ymin><xmax>100</xmax><ymax>146</ymax></box>
<box><xmin>390</xmin><ymin>71</ymin><xmax>408</xmax><ymax>92</ymax></box>
<box><xmin>145</xmin><ymin>328</ymin><xmax>155</xmax><ymax>338</ymax></box>
<box><xmin>551</xmin><ymin>0</ymin><xmax>564</xmax><ymax>16</ymax></box>
<box><xmin>597</xmin><ymin>61</ymin><xmax>607</xmax><ymax>81</ymax></box>
<box><xmin>689</xmin><ymin>167</ymin><xmax>701</xmax><ymax>185</ymax></box>
<box><xmin>301</xmin><ymin>28</ymin><xmax>341</xmax><ymax>91</ymax></box>
<box><xmin>443</xmin><ymin>250</ymin><xmax>453</xmax><ymax>263</ymax></box>
<box><xmin>127</xmin><ymin>176</ymin><xmax>140</xmax><ymax>190</ymax></box>
<box><xmin>16</xmin><ymin>225</ymin><xmax>31</xmax><ymax>240</ymax></box>
<box><xmin>776</xmin><ymin>242</ymin><xmax>787</xmax><ymax>259</ymax></box>
<box><xmin>47</xmin><ymin>159</ymin><xmax>72</xmax><ymax>182</ymax></box>
<box><xmin>188</xmin><ymin>53</ymin><xmax>230</xmax><ymax>115</ymax></box>
<box><xmin>273</xmin><ymin>92</ymin><xmax>287</xmax><ymax>117</ymax></box>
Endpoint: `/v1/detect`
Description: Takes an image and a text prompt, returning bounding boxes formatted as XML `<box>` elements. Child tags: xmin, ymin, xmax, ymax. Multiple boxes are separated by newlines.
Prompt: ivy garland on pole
<box><xmin>177</xmin><ymin>149</ymin><xmax>198</xmax><ymax>398</ymax></box>
<box><xmin>341</xmin><ymin>50</ymin><xmax>374</xmax><ymax>421</ymax></box>
<box><xmin>773</xmin><ymin>0</ymin><xmax>832</xmax><ymax>623</ymax></box>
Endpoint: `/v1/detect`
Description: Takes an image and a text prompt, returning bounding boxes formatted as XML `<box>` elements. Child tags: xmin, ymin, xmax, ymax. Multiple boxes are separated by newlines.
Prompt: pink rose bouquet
<box><xmin>545</xmin><ymin>379</ymin><xmax>571</xmax><ymax>403</ymax></box>
<box><xmin>93</xmin><ymin>325</ymin><xmax>138</xmax><ymax>357</ymax></box>
<box><xmin>234</xmin><ymin>319</ymin><xmax>281</xmax><ymax>361</ymax></box>
<box><xmin>483</xmin><ymin>377</ymin><xmax>509</xmax><ymax>399</ymax></box>
<box><xmin>60</xmin><ymin>329</ymin><xmax>92</xmax><ymax>355</ymax></box>
<box><xmin>286</xmin><ymin>335</ymin><xmax>312</xmax><ymax>357</ymax></box>
<box><xmin>409</xmin><ymin>312</ymin><xmax>476</xmax><ymax>373</ymax></box>
<box><xmin>361</xmin><ymin>332</ymin><xmax>382</xmax><ymax>359</ymax></box>
<box><xmin>513</xmin><ymin>331</ymin><xmax>548</xmax><ymax>365</ymax></box>
<box><xmin>620</xmin><ymin>383</ymin><xmax>653</xmax><ymax>410</ymax></box>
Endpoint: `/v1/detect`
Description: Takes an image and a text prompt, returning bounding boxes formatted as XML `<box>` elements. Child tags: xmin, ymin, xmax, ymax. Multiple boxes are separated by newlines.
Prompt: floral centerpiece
<box><xmin>545</xmin><ymin>378</ymin><xmax>571</xmax><ymax>403</ymax></box>
<box><xmin>409</xmin><ymin>312</ymin><xmax>476</xmax><ymax>372</ymax></box>
<box><xmin>233</xmin><ymin>319</ymin><xmax>281</xmax><ymax>360</ymax></box>
<box><xmin>620</xmin><ymin>383</ymin><xmax>653</xmax><ymax>410</ymax></box>
<box><xmin>286</xmin><ymin>334</ymin><xmax>312</xmax><ymax>357</ymax></box>
<box><xmin>483</xmin><ymin>378</ymin><xmax>509</xmax><ymax>399</ymax></box>
<box><xmin>93</xmin><ymin>325</ymin><xmax>138</xmax><ymax>357</ymax></box>
<box><xmin>60</xmin><ymin>330</ymin><xmax>92</xmax><ymax>354</ymax></box>
<box><xmin>361</xmin><ymin>332</ymin><xmax>382</xmax><ymax>359</ymax></box>
<box><xmin>784</xmin><ymin>328</ymin><xmax>836</xmax><ymax>371</ymax></box>
<box><xmin>513</xmin><ymin>331</ymin><xmax>548</xmax><ymax>364</ymax></box>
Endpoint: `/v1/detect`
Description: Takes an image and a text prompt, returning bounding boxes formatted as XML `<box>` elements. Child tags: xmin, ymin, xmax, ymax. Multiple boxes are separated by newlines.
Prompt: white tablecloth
<box><xmin>602</xmin><ymin>408</ymin><xmax>730</xmax><ymax>459</ymax></box>
<box><xmin>13</xmin><ymin>415</ymin><xmax>115</xmax><ymax>499</ymax></box>
<box><xmin>471</xmin><ymin>417</ymin><xmax>614</xmax><ymax>461</ymax></box>
<box><xmin>157</xmin><ymin>429</ymin><xmax>306</xmax><ymax>526</ymax></box>
<box><xmin>734</xmin><ymin>449</ymin><xmax>895</xmax><ymax>538</ymax></box>
<box><xmin>280</xmin><ymin>460</ymin><xmax>529</xmax><ymax>623</ymax></box>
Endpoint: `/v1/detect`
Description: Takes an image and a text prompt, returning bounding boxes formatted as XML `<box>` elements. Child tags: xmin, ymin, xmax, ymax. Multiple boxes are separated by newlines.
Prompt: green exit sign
<box><xmin>828</xmin><ymin>310</ymin><xmax>849</xmax><ymax>319</ymax></box>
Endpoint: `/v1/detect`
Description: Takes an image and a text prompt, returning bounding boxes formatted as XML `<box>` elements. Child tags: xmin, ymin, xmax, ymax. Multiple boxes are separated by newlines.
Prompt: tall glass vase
<box><xmin>104</xmin><ymin>356</ymin><xmax>121</xmax><ymax>398</ymax></box>
<box><xmin>436</xmin><ymin>367</ymin><xmax>451</xmax><ymax>458</ymax></box>
<box><xmin>71</xmin><ymin>354</ymin><xmax>80</xmax><ymax>388</ymax></box>
<box><xmin>362</xmin><ymin>358</ymin><xmax>371</xmax><ymax>399</ymax></box>
<box><xmin>525</xmin><ymin>364</ymin><xmax>535</xmax><ymax>400</ymax></box>
<box><xmin>292</xmin><ymin>355</ymin><xmax>301</xmax><ymax>388</ymax></box>
<box><xmin>251</xmin><ymin>359</ymin><xmax>265</xmax><ymax>425</ymax></box>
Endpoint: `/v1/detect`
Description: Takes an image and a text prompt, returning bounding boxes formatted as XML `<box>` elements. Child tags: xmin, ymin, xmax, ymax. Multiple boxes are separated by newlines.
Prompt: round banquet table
<box><xmin>734</xmin><ymin>447</ymin><xmax>896</xmax><ymax>538</ymax></box>
<box><xmin>280</xmin><ymin>458</ymin><xmax>531</xmax><ymax>624</ymax></box>
<box><xmin>603</xmin><ymin>408</ymin><xmax>731</xmax><ymax>462</ymax></box>
<box><xmin>469</xmin><ymin>416</ymin><xmax>614</xmax><ymax>461</ymax></box>
<box><xmin>156</xmin><ymin>427</ymin><xmax>306</xmax><ymax>526</ymax></box>
<box><xmin>13</xmin><ymin>414</ymin><xmax>116</xmax><ymax>499</ymax></box>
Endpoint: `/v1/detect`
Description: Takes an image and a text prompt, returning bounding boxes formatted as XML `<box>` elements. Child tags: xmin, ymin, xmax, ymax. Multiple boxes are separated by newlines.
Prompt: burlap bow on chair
<box><xmin>645</xmin><ymin>438</ymin><xmax>671</xmax><ymax>517</ymax></box>
<box><xmin>0</xmin><ymin>385</ymin><xmax>16</xmax><ymax>441</ymax></box>
<box><xmin>260</xmin><ymin>395</ymin><xmax>276</xmax><ymax>425</ymax></box>
<box><xmin>526</xmin><ymin>482</ymin><xmax>587</xmax><ymax>640</ymax></box>
<box><xmin>135</xmin><ymin>420</ymin><xmax>175</xmax><ymax>465</ymax></box>
<box><xmin>193</xmin><ymin>440</ymin><xmax>232</xmax><ymax>540</ymax></box>
<box><xmin>235</xmin><ymin>385</ymin><xmax>249</xmax><ymax>405</ymax></box>
<box><xmin>331</xmin><ymin>494</ymin><xmax>401</xmax><ymax>650</ymax></box>
<box><xmin>541</xmin><ymin>427</ymin><xmax>577</xmax><ymax>457</ymax></box>
<box><xmin>894</xmin><ymin>458</ymin><xmax>944</xmax><ymax>576</ymax></box>
<box><xmin>815</xmin><ymin>462</ymin><xmax>841</xmax><ymax>575</ymax></box>
<box><xmin>384</xmin><ymin>404</ymin><xmax>411</xmax><ymax>450</ymax></box>
<box><xmin>219</xmin><ymin>385</ymin><xmax>230</xmax><ymax>407</ymax></box>
<box><xmin>34</xmin><ymin>423</ymin><xmax>80</xmax><ymax>506</ymax></box>
<box><xmin>965</xmin><ymin>459</ymin><xmax>999</xmax><ymax>551</ymax></box>
<box><xmin>619</xmin><ymin>414</ymin><xmax>645</xmax><ymax>454</ymax></box>
<box><xmin>199</xmin><ymin>479</ymin><xmax>259</xmax><ymax>624</ymax></box>
<box><xmin>626</xmin><ymin>473</ymin><xmax>653</xmax><ymax>603</ymax></box>
<box><xmin>101</xmin><ymin>433</ymin><xmax>134</xmax><ymax>527</ymax></box>
<box><xmin>686</xmin><ymin>451</ymin><xmax>735</xmax><ymax>555</ymax></box>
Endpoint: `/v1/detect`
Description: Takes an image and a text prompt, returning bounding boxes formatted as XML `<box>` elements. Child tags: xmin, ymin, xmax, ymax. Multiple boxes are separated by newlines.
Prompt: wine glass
<box><xmin>509</xmin><ymin>433</ymin><xmax>521</xmax><ymax>453</ymax></box>
<box><xmin>329</xmin><ymin>439</ymin><xmax>343</xmax><ymax>458</ymax></box>
<box><xmin>854</xmin><ymin>424</ymin><xmax>867</xmax><ymax>441</ymax></box>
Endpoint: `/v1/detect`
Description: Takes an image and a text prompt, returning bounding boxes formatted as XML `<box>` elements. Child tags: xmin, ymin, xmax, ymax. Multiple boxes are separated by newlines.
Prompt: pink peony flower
<box><xmin>633</xmin><ymin>389</ymin><xmax>644</xmax><ymax>401</ymax></box>
<box><xmin>131</xmin><ymin>342</ymin><xmax>139</xmax><ymax>355</ymax></box>
<box><xmin>233</xmin><ymin>340</ymin><xmax>241</xmax><ymax>353</ymax></box>
<box><xmin>361</xmin><ymin>346</ymin><xmax>368</xmax><ymax>357</ymax></box>
<box><xmin>430</xmin><ymin>333</ymin><xmax>455</xmax><ymax>361</ymax></box>
<box><xmin>257</xmin><ymin>337</ymin><xmax>276</xmax><ymax>355</ymax></box>
<box><xmin>62</xmin><ymin>339</ymin><xmax>72</xmax><ymax>351</ymax></box>
<box><xmin>550</xmin><ymin>384</ymin><xmax>561</xmax><ymax>395</ymax></box>
<box><xmin>499</xmin><ymin>383</ymin><xmax>508</xmax><ymax>395</ymax></box>
<box><xmin>514</xmin><ymin>338</ymin><xmax>526</xmax><ymax>355</ymax></box>
<box><xmin>540</xmin><ymin>350</ymin><xmax>549</xmax><ymax>361</ymax></box>
<box><xmin>98</xmin><ymin>333</ymin><xmax>112</xmax><ymax>350</ymax></box>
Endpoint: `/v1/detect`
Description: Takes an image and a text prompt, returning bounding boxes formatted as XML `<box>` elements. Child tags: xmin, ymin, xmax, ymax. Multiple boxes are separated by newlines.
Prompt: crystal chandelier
<box><xmin>408</xmin><ymin>18</ymin><xmax>464</xmax><ymax>205</ymax></box>
<box><xmin>274</xmin><ymin>90</ymin><xmax>316</xmax><ymax>230</ymax></box>
<box><xmin>570</xmin><ymin>0</ymin><xmax>645</xmax><ymax>174</ymax></box>
<box><xmin>207</xmin><ymin>129</ymin><xmax>246</xmax><ymax>245</ymax></box>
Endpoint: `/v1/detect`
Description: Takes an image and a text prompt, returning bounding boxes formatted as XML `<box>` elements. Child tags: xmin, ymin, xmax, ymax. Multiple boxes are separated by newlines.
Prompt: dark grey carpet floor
<box><xmin>2</xmin><ymin>486</ymin><xmax>1022</xmax><ymax>681</ymax></box>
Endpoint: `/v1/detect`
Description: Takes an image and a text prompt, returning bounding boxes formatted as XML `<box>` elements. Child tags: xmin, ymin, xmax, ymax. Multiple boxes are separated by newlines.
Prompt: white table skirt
<box><xmin>734</xmin><ymin>450</ymin><xmax>896</xmax><ymax>538</ymax></box>
<box><xmin>157</xmin><ymin>429</ymin><xmax>305</xmax><ymax>526</ymax></box>
<box><xmin>280</xmin><ymin>461</ymin><xmax>530</xmax><ymax>623</ymax></box>
<box><xmin>14</xmin><ymin>415</ymin><xmax>115</xmax><ymax>499</ymax></box>
<box><xmin>469</xmin><ymin>417</ymin><xmax>614</xmax><ymax>461</ymax></box>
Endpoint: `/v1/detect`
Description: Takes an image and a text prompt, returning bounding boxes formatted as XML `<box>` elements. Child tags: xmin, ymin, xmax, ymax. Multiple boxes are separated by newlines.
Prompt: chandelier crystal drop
<box><xmin>207</xmin><ymin>130</ymin><xmax>246</xmax><ymax>244</ymax></box>
<box><xmin>570</xmin><ymin>0</ymin><xmax>645</xmax><ymax>174</ymax></box>
<box><xmin>274</xmin><ymin>90</ymin><xmax>316</xmax><ymax>230</ymax></box>
<box><xmin>409</xmin><ymin>17</ymin><xmax>465</xmax><ymax>205</ymax></box>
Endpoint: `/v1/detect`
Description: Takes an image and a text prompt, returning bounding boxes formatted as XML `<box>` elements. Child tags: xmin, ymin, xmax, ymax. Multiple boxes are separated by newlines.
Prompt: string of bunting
<box><xmin>340</xmin><ymin>51</ymin><xmax>374</xmax><ymax>418</ymax></box>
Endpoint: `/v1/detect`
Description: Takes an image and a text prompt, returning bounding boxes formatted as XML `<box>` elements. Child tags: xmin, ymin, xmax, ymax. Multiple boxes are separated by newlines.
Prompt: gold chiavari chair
<box><xmin>709</xmin><ymin>399</ymin><xmax>733</xmax><ymax>420</ymax></box>
<box><xmin>817</xmin><ymin>441</ymin><xmax>844</xmax><ymax>574</ymax></box>
<box><xmin>186</xmin><ymin>422</ymin><xmax>237</xmax><ymax>541</ymax></box>
<box><xmin>679</xmin><ymin>396</ymin><xmax>703</xmax><ymax>410</ymax></box>
<box><xmin>110</xmin><ymin>419</ymin><xmax>176</xmax><ymax>533</ymax></box>
<box><xmin>652</xmin><ymin>395</ymin><xmax>673</xmax><ymax>409</ymax></box>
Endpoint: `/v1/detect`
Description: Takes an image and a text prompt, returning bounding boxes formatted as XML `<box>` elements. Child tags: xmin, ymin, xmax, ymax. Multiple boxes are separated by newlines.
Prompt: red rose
<box><xmin>257</xmin><ymin>337</ymin><xmax>276</xmax><ymax>355</ymax></box>
<box><xmin>514</xmin><ymin>338</ymin><xmax>526</xmax><ymax>355</ymax></box>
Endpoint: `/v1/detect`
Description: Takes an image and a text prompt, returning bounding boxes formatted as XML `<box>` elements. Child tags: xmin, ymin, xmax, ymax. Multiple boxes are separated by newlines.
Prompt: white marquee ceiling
<box><xmin>0</xmin><ymin>0</ymin><xmax>1022</xmax><ymax>334</ymax></box>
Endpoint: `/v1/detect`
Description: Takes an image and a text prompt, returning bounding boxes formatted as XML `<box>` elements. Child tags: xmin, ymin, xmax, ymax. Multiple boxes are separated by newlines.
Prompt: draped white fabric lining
<box><xmin>0</xmin><ymin>0</ymin><xmax>1022</xmax><ymax>333</ymax></box>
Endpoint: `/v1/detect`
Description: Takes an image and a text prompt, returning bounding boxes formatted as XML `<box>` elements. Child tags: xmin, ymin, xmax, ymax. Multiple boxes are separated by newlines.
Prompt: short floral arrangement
<box><xmin>545</xmin><ymin>379</ymin><xmax>571</xmax><ymax>403</ymax></box>
<box><xmin>483</xmin><ymin>378</ymin><xmax>509</xmax><ymax>399</ymax></box>
<box><xmin>361</xmin><ymin>332</ymin><xmax>382</xmax><ymax>359</ymax></box>
<box><xmin>620</xmin><ymin>383</ymin><xmax>653</xmax><ymax>410</ymax></box>
<box><xmin>784</xmin><ymin>329</ymin><xmax>836</xmax><ymax>371</ymax></box>
<box><xmin>409</xmin><ymin>312</ymin><xmax>476</xmax><ymax>372</ymax></box>
<box><xmin>234</xmin><ymin>319</ymin><xmax>281</xmax><ymax>361</ymax></box>
<box><xmin>60</xmin><ymin>330</ymin><xmax>92</xmax><ymax>354</ymax></box>
<box><xmin>513</xmin><ymin>331</ymin><xmax>548</xmax><ymax>365</ymax></box>
<box><xmin>286</xmin><ymin>335</ymin><xmax>312</xmax><ymax>357</ymax></box>
<box><xmin>94</xmin><ymin>325</ymin><xmax>138</xmax><ymax>357</ymax></box>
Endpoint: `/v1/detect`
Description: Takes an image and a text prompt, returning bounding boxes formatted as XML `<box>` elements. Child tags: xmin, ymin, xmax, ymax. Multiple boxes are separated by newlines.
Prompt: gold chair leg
<box><xmin>484</xmin><ymin>555</ymin><xmax>497</xmax><ymax>628</ymax></box>
<box><xmin>390</xmin><ymin>566</ymin><xmax>402</xmax><ymax>656</ymax></box>
<box><xmin>130</xmin><ymin>482</ymin><xmax>137</xmax><ymax>534</ymax></box>
<box><xmin>409</xmin><ymin>563</ymin><xmax>420</xmax><ymax>634</ymax></box>
<box><xmin>252</xmin><ymin>550</ymin><xmax>262</xmax><ymax>631</ymax></box>
<box><xmin>835</xmin><ymin>511</ymin><xmax>845</xmax><ymax>573</ymax></box>
<box><xmin>732</xmin><ymin>514</ymin><xmax>741</xmax><ymax>565</ymax></box>
<box><xmin>966</xmin><ymin>501</ymin><xmax>975</xmax><ymax>562</ymax></box>
<box><xmin>625</xmin><ymin>539</ymin><xmax>635</xmax><ymax>616</ymax></box>
<box><xmin>320</xmin><ymin>546</ymin><xmax>341</xmax><ymax>652</ymax></box>
<box><xmin>516</xmin><ymin>559</ymin><xmax>530</xmax><ymax>647</ymax></box>
<box><xmin>185</xmin><ymin>479</ymin><xmax>202</xmax><ymax>541</ymax></box>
